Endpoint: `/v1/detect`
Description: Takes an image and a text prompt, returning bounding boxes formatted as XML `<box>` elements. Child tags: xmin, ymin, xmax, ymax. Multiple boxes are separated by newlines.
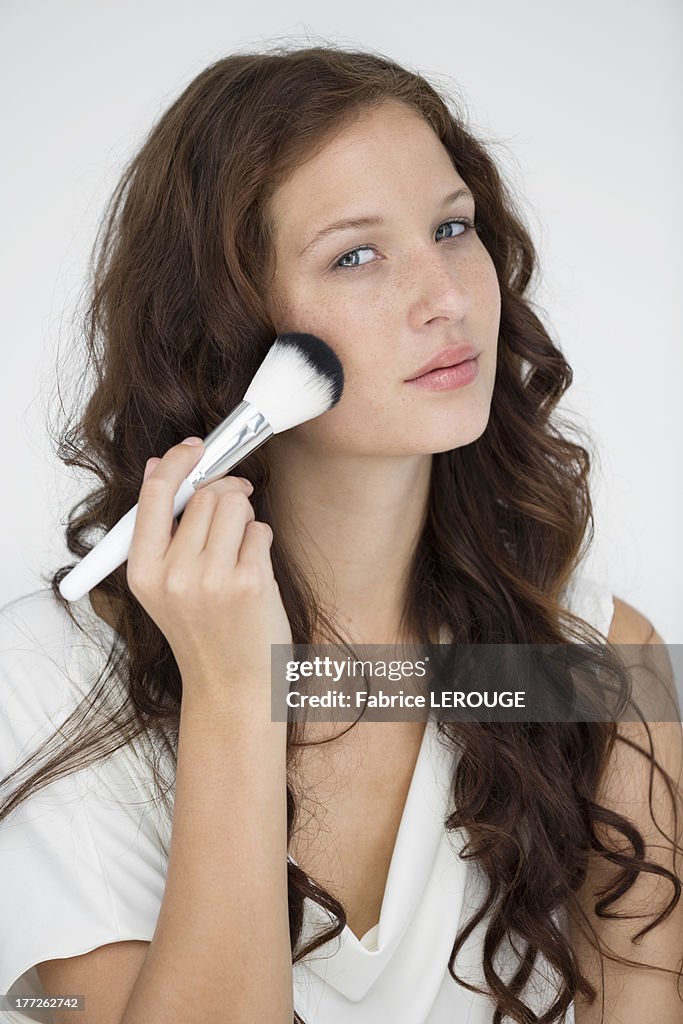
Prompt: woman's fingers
<box><xmin>129</xmin><ymin>439</ymin><xmax>206</xmax><ymax>577</ymax></box>
<box><xmin>128</xmin><ymin>438</ymin><xmax>252</xmax><ymax>585</ymax></box>
<box><xmin>125</xmin><ymin>437</ymin><xmax>291</xmax><ymax>690</ymax></box>
<box><xmin>142</xmin><ymin>458</ymin><xmax>160</xmax><ymax>483</ymax></box>
<box><xmin>237</xmin><ymin>520</ymin><xmax>274</xmax><ymax>571</ymax></box>
<box><xmin>127</xmin><ymin>436</ymin><xmax>253</xmax><ymax>589</ymax></box>
<box><xmin>173</xmin><ymin>484</ymin><xmax>256</xmax><ymax>563</ymax></box>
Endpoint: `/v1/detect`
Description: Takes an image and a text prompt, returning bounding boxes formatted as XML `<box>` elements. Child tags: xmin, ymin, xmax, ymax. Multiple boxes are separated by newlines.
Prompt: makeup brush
<box><xmin>58</xmin><ymin>333</ymin><xmax>344</xmax><ymax>602</ymax></box>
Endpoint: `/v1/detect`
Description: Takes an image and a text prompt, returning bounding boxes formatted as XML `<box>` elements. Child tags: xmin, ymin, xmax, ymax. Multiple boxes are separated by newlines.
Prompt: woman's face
<box><xmin>266</xmin><ymin>100</ymin><xmax>501</xmax><ymax>457</ymax></box>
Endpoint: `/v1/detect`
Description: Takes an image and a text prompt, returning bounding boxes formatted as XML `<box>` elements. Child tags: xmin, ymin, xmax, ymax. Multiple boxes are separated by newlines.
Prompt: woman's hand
<box><xmin>126</xmin><ymin>437</ymin><xmax>293</xmax><ymax>708</ymax></box>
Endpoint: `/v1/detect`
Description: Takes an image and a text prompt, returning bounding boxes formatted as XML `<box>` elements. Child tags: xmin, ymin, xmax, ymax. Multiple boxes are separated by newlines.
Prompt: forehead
<box><xmin>269</xmin><ymin>102</ymin><xmax>461</xmax><ymax>241</ymax></box>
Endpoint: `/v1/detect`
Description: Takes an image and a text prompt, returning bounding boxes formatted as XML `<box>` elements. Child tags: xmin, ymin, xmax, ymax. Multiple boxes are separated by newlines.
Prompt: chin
<box><xmin>424</xmin><ymin>413</ymin><xmax>492</xmax><ymax>454</ymax></box>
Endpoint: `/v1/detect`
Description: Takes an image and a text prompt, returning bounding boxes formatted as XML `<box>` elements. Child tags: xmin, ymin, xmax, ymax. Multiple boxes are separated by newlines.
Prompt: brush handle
<box><xmin>58</xmin><ymin>477</ymin><xmax>197</xmax><ymax>602</ymax></box>
<box><xmin>59</xmin><ymin>402</ymin><xmax>273</xmax><ymax>603</ymax></box>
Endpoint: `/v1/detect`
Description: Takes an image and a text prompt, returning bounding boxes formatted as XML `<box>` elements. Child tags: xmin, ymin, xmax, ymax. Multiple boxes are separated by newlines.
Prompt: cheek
<box><xmin>329</xmin><ymin>371</ymin><xmax>392</xmax><ymax>428</ymax></box>
<box><xmin>292</xmin><ymin>304</ymin><xmax>392</xmax><ymax>403</ymax></box>
<box><xmin>290</xmin><ymin>364</ymin><xmax>404</xmax><ymax>451</ymax></box>
<box><xmin>270</xmin><ymin>285</ymin><xmax>369</xmax><ymax>366</ymax></box>
<box><xmin>476</xmin><ymin>253</ymin><xmax>502</xmax><ymax>320</ymax></box>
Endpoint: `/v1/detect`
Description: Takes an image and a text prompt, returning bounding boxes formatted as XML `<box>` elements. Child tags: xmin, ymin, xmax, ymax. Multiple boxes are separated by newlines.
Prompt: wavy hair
<box><xmin>1</xmin><ymin>41</ymin><xmax>681</xmax><ymax>1024</ymax></box>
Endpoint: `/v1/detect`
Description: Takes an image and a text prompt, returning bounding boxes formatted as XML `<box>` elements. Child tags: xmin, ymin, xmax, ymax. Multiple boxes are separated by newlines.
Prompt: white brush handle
<box><xmin>59</xmin><ymin>402</ymin><xmax>274</xmax><ymax>604</ymax></box>
<box><xmin>58</xmin><ymin>477</ymin><xmax>197</xmax><ymax>602</ymax></box>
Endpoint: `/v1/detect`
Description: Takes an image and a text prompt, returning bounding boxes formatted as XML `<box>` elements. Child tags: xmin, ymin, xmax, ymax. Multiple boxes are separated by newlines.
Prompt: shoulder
<box><xmin>569</xmin><ymin>595</ymin><xmax>683</xmax><ymax>1016</ymax></box>
<box><xmin>606</xmin><ymin>596</ymin><xmax>675</xmax><ymax>727</ymax></box>
<box><xmin>0</xmin><ymin>587</ymin><xmax>114</xmax><ymax>669</ymax></box>
<box><xmin>0</xmin><ymin>589</ymin><xmax>119</xmax><ymax>780</ymax></box>
<box><xmin>607</xmin><ymin>594</ymin><xmax>663</xmax><ymax>645</ymax></box>
<box><xmin>0</xmin><ymin>588</ymin><xmax>98</xmax><ymax>692</ymax></box>
<box><xmin>0</xmin><ymin>590</ymin><xmax>77</xmax><ymax>712</ymax></box>
<box><xmin>595</xmin><ymin>595</ymin><xmax>680</xmax><ymax>852</ymax></box>
<box><xmin>0</xmin><ymin>588</ymin><xmax>70</xmax><ymax>644</ymax></box>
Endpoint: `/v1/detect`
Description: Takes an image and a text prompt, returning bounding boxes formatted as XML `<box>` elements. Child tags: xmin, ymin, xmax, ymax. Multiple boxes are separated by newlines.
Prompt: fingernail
<box><xmin>182</xmin><ymin>436</ymin><xmax>203</xmax><ymax>447</ymax></box>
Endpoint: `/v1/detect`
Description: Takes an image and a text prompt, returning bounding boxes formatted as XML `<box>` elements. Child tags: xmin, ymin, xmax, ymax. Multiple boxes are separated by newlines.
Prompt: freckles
<box><xmin>477</xmin><ymin>253</ymin><xmax>501</xmax><ymax>298</ymax></box>
<box><xmin>468</xmin><ymin>269</ymin><xmax>501</xmax><ymax>323</ymax></box>
<box><xmin>363</xmin><ymin>391</ymin><xmax>389</xmax><ymax>417</ymax></box>
<box><xmin>307</xmin><ymin>306</ymin><xmax>355</xmax><ymax>355</ymax></box>
<box><xmin>269</xmin><ymin>294</ymin><xmax>298</xmax><ymax>332</ymax></box>
<box><xmin>468</xmin><ymin>254</ymin><xmax>497</xmax><ymax>289</ymax></box>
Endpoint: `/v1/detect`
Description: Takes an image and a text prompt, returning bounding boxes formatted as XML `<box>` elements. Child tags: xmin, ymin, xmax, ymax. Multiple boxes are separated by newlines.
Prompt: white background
<box><xmin>1</xmin><ymin>0</ymin><xmax>681</xmax><ymax>641</ymax></box>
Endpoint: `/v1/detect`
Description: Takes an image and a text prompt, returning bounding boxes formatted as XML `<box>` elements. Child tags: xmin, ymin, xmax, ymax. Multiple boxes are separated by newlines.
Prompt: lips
<box><xmin>406</xmin><ymin>343</ymin><xmax>479</xmax><ymax>381</ymax></box>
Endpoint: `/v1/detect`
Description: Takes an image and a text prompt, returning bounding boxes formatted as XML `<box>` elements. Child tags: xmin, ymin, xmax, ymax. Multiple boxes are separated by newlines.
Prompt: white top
<box><xmin>0</xmin><ymin>571</ymin><xmax>615</xmax><ymax>1024</ymax></box>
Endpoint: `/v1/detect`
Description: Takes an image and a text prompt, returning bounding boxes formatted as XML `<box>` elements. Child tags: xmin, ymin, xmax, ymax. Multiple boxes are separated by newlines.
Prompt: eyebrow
<box><xmin>297</xmin><ymin>187</ymin><xmax>475</xmax><ymax>258</ymax></box>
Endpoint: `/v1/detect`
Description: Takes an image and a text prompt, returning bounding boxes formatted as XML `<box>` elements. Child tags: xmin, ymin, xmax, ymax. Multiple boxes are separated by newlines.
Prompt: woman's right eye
<box><xmin>334</xmin><ymin>246</ymin><xmax>376</xmax><ymax>271</ymax></box>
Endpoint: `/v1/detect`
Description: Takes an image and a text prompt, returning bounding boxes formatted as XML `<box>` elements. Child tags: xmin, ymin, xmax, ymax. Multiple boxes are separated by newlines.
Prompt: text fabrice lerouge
<box><xmin>286</xmin><ymin>690</ymin><xmax>527</xmax><ymax>709</ymax></box>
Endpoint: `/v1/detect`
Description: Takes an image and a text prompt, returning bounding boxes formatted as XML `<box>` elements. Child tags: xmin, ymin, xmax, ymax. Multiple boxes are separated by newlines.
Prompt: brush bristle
<box><xmin>243</xmin><ymin>333</ymin><xmax>344</xmax><ymax>433</ymax></box>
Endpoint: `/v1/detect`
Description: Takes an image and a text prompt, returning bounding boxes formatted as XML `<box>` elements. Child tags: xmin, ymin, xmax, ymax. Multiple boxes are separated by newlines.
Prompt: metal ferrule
<box><xmin>185</xmin><ymin>400</ymin><xmax>272</xmax><ymax>490</ymax></box>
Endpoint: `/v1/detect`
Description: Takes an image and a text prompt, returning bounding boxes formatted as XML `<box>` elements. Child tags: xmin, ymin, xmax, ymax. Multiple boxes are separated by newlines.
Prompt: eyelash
<box><xmin>330</xmin><ymin>217</ymin><xmax>478</xmax><ymax>273</ymax></box>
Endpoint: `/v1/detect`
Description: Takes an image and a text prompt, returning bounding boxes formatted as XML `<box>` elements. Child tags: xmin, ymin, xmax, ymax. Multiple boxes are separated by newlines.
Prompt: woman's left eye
<box><xmin>331</xmin><ymin>217</ymin><xmax>477</xmax><ymax>272</ymax></box>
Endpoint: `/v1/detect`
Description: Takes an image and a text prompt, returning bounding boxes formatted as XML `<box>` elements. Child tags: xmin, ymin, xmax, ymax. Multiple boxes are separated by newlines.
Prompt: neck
<box><xmin>266</xmin><ymin>435</ymin><xmax>432</xmax><ymax>644</ymax></box>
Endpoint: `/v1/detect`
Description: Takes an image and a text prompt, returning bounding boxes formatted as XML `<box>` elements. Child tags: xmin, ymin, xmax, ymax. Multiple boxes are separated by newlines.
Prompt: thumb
<box><xmin>143</xmin><ymin>457</ymin><xmax>161</xmax><ymax>483</ymax></box>
<box><xmin>142</xmin><ymin>457</ymin><xmax>178</xmax><ymax>535</ymax></box>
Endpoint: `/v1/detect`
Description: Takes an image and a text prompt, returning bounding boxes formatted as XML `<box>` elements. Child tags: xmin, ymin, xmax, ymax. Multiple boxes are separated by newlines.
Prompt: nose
<box><xmin>409</xmin><ymin>249</ymin><xmax>472</xmax><ymax>327</ymax></box>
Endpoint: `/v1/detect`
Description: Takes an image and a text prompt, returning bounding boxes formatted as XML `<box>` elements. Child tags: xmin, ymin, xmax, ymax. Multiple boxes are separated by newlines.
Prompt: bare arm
<box><xmin>38</xmin><ymin>439</ymin><xmax>296</xmax><ymax>1022</ymax></box>
<box><xmin>37</xmin><ymin>701</ymin><xmax>293</xmax><ymax>1024</ymax></box>
<box><xmin>37</xmin><ymin>689</ymin><xmax>293</xmax><ymax>1024</ymax></box>
<box><xmin>120</xmin><ymin>695</ymin><xmax>292</xmax><ymax>1023</ymax></box>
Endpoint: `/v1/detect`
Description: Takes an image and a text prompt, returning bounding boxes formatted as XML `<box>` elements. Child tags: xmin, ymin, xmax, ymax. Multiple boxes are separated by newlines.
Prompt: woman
<box><xmin>0</xmin><ymin>43</ymin><xmax>681</xmax><ymax>1024</ymax></box>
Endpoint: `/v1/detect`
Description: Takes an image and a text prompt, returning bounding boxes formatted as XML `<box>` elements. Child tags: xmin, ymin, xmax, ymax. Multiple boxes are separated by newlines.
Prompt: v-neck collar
<box><xmin>291</xmin><ymin>712</ymin><xmax>455</xmax><ymax>1000</ymax></box>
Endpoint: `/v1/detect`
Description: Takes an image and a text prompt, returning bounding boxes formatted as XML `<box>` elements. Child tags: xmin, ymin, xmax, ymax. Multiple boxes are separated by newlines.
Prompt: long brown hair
<box><xmin>2</xmin><ymin>41</ymin><xmax>681</xmax><ymax>1023</ymax></box>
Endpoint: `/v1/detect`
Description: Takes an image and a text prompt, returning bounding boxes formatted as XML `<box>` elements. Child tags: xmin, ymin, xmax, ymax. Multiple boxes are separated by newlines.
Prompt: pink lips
<box><xmin>405</xmin><ymin>344</ymin><xmax>480</xmax><ymax>391</ymax></box>
<box><xmin>407</xmin><ymin>356</ymin><xmax>479</xmax><ymax>391</ymax></box>
<box><xmin>405</xmin><ymin>344</ymin><xmax>479</xmax><ymax>381</ymax></box>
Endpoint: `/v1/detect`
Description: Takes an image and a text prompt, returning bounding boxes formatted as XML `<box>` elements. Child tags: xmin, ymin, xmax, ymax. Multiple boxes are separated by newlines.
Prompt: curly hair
<box><xmin>1</xmin><ymin>41</ymin><xmax>681</xmax><ymax>1024</ymax></box>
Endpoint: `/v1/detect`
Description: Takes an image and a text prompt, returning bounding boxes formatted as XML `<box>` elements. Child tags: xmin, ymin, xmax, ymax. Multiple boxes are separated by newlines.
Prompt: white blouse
<box><xmin>0</xmin><ymin>571</ymin><xmax>615</xmax><ymax>1023</ymax></box>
